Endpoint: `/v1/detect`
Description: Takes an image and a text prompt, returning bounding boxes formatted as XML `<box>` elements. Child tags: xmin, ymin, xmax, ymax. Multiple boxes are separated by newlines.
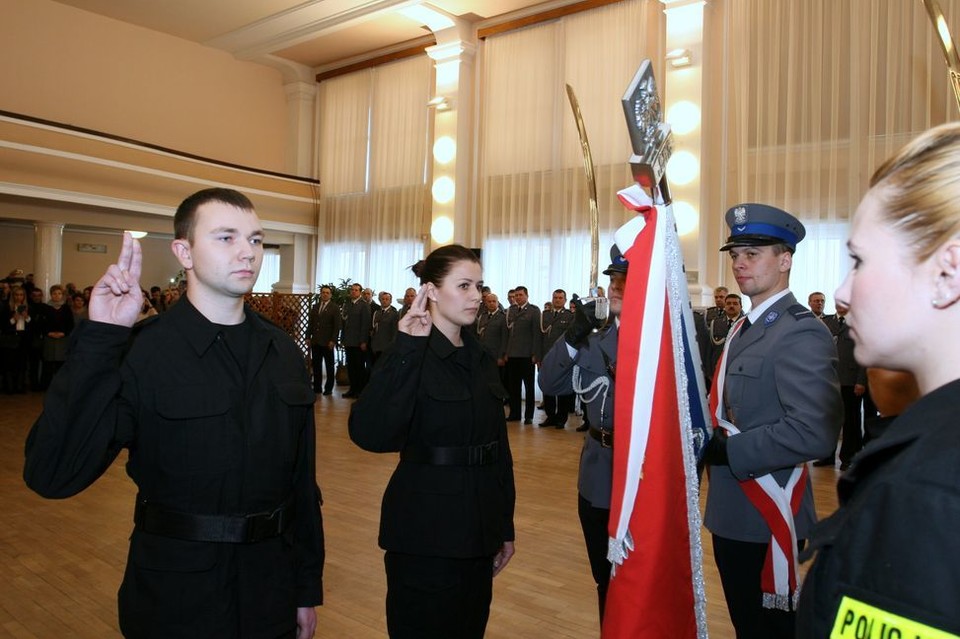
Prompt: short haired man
<box><xmin>701</xmin><ymin>203</ymin><xmax>841</xmax><ymax>638</ymax></box>
<box><xmin>370</xmin><ymin>291</ymin><xmax>398</xmax><ymax>364</ymax></box>
<box><xmin>706</xmin><ymin>285</ymin><xmax>730</xmax><ymax>322</ymax></box>
<box><xmin>808</xmin><ymin>291</ymin><xmax>827</xmax><ymax>319</ymax></box>
<box><xmin>341</xmin><ymin>282</ymin><xmax>372</xmax><ymax>398</ymax></box>
<box><xmin>702</xmin><ymin>293</ymin><xmax>744</xmax><ymax>387</ymax></box>
<box><xmin>539</xmin><ymin>288</ymin><xmax>575</xmax><ymax>428</ymax></box>
<box><xmin>308</xmin><ymin>285</ymin><xmax>342</xmax><ymax>396</ymax></box>
<box><xmin>25</xmin><ymin>188</ymin><xmax>325</xmax><ymax>638</ymax></box>
<box><xmin>398</xmin><ymin>287</ymin><xmax>416</xmax><ymax>320</ymax></box>
<box><xmin>504</xmin><ymin>285</ymin><xmax>541</xmax><ymax>424</ymax></box>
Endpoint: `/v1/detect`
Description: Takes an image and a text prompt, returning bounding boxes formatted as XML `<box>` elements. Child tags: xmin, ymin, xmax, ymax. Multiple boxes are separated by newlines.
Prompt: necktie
<box><xmin>739</xmin><ymin>316</ymin><xmax>752</xmax><ymax>334</ymax></box>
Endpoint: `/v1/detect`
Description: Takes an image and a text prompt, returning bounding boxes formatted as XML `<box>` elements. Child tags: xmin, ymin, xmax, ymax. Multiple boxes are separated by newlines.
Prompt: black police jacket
<box><xmin>797</xmin><ymin>378</ymin><xmax>960</xmax><ymax>637</ymax></box>
<box><xmin>349</xmin><ymin>328</ymin><xmax>515</xmax><ymax>558</ymax></box>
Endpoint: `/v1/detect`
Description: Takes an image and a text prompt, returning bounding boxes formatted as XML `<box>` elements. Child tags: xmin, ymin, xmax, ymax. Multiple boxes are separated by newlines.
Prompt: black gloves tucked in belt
<box><xmin>565</xmin><ymin>295</ymin><xmax>605</xmax><ymax>348</ymax></box>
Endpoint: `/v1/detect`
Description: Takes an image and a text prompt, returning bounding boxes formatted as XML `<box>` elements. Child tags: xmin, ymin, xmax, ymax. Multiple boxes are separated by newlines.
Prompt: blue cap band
<box><xmin>730</xmin><ymin>221</ymin><xmax>798</xmax><ymax>246</ymax></box>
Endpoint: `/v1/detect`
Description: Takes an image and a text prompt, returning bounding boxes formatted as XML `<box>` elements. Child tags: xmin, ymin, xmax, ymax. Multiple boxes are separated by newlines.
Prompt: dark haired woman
<box><xmin>349</xmin><ymin>244</ymin><xmax>516</xmax><ymax>639</ymax></box>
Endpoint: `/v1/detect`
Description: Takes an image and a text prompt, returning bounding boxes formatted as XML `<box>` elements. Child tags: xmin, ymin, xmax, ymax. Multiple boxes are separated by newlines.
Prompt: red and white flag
<box><xmin>601</xmin><ymin>185</ymin><xmax>709</xmax><ymax>639</ymax></box>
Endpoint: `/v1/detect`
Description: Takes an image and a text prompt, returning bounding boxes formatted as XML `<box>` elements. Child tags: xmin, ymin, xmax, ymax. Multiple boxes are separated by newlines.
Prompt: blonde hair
<box><xmin>869</xmin><ymin>122</ymin><xmax>960</xmax><ymax>262</ymax></box>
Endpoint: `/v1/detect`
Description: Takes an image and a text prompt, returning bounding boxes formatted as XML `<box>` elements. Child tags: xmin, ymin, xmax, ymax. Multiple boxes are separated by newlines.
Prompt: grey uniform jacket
<box><xmin>341</xmin><ymin>298</ymin><xmax>372</xmax><ymax>348</ymax></box>
<box><xmin>476</xmin><ymin>309</ymin><xmax>508</xmax><ymax>361</ymax></box>
<box><xmin>370</xmin><ymin>306</ymin><xmax>399</xmax><ymax>353</ymax></box>
<box><xmin>704</xmin><ymin>292</ymin><xmax>842</xmax><ymax>542</ymax></box>
<box><xmin>539</xmin><ymin>323</ymin><xmax>617</xmax><ymax>509</ymax></box>
<box><xmin>541</xmin><ymin>308</ymin><xmax>575</xmax><ymax>354</ymax></box>
<box><xmin>505</xmin><ymin>304</ymin><xmax>542</xmax><ymax>359</ymax></box>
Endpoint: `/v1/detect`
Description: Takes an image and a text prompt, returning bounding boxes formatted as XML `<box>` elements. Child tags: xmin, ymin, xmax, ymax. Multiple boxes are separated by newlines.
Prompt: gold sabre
<box><xmin>923</xmin><ymin>0</ymin><xmax>960</xmax><ymax>112</ymax></box>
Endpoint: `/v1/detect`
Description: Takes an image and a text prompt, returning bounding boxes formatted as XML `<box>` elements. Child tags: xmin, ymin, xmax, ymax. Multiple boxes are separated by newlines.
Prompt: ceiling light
<box><xmin>666</xmin><ymin>151</ymin><xmax>699</xmax><ymax>185</ymax></box>
<box><xmin>126</xmin><ymin>230</ymin><xmax>148</xmax><ymax>239</ymax></box>
<box><xmin>432</xmin><ymin>176</ymin><xmax>455</xmax><ymax>203</ymax></box>
<box><xmin>431</xmin><ymin>216</ymin><xmax>454</xmax><ymax>244</ymax></box>
<box><xmin>433</xmin><ymin>136</ymin><xmax>456</xmax><ymax>164</ymax></box>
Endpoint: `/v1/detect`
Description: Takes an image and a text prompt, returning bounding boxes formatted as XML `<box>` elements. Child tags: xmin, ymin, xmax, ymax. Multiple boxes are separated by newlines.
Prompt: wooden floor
<box><xmin>0</xmin><ymin>390</ymin><xmax>840</xmax><ymax>638</ymax></box>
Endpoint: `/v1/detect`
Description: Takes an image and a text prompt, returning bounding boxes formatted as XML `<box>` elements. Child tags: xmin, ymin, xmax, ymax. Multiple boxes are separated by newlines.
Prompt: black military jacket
<box><xmin>25</xmin><ymin>298</ymin><xmax>324</xmax><ymax>639</ymax></box>
<box><xmin>797</xmin><ymin>378</ymin><xmax>960</xmax><ymax>637</ymax></box>
<box><xmin>349</xmin><ymin>329</ymin><xmax>515</xmax><ymax>558</ymax></box>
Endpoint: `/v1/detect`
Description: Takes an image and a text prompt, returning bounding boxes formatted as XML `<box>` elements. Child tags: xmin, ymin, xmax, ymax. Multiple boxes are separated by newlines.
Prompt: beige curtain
<box><xmin>316</xmin><ymin>55</ymin><xmax>432</xmax><ymax>295</ymax></box>
<box><xmin>477</xmin><ymin>0</ymin><xmax>664</xmax><ymax>305</ymax></box>
<box><xmin>703</xmin><ymin>0</ymin><xmax>960</xmax><ymax>307</ymax></box>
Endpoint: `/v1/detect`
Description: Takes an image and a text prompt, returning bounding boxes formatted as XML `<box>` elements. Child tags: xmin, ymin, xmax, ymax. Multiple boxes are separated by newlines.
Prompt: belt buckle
<box><xmin>600</xmin><ymin>430</ymin><xmax>612</xmax><ymax>448</ymax></box>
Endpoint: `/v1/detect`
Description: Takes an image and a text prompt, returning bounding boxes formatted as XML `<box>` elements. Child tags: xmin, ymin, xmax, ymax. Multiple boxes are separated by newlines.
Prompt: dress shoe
<box><xmin>554</xmin><ymin>422</ymin><xmax>567</xmax><ymax>430</ymax></box>
<box><xmin>524</xmin><ymin>418</ymin><xmax>533</xmax><ymax>425</ymax></box>
<box><xmin>839</xmin><ymin>462</ymin><xmax>850</xmax><ymax>471</ymax></box>
<box><xmin>576</xmin><ymin>423</ymin><xmax>589</xmax><ymax>432</ymax></box>
<box><xmin>539</xmin><ymin>417</ymin><xmax>558</xmax><ymax>427</ymax></box>
<box><xmin>322</xmin><ymin>390</ymin><xmax>332</xmax><ymax>396</ymax></box>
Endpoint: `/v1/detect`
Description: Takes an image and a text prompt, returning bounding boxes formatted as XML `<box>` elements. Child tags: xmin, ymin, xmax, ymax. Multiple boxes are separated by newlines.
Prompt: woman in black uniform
<box><xmin>349</xmin><ymin>244</ymin><xmax>516</xmax><ymax>639</ymax></box>
<box><xmin>797</xmin><ymin>123</ymin><xmax>960</xmax><ymax>637</ymax></box>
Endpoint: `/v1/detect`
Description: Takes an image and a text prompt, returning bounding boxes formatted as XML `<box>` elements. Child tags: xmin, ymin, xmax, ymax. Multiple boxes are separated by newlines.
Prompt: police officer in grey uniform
<box><xmin>539</xmin><ymin>288</ymin><xmax>575</xmax><ymax>428</ymax></box>
<box><xmin>539</xmin><ymin>248</ymin><xmax>627</xmax><ymax>624</ymax></box>
<box><xmin>700</xmin><ymin>203</ymin><xmax>842</xmax><ymax>638</ymax></box>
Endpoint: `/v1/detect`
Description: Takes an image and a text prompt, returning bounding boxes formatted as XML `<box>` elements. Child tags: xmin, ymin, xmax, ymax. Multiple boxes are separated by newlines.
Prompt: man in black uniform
<box><xmin>24</xmin><ymin>188</ymin><xmax>325</xmax><ymax>639</ymax></box>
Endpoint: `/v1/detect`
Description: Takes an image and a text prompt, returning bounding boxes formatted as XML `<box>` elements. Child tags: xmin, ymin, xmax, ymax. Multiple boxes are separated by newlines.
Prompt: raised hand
<box><xmin>88</xmin><ymin>232</ymin><xmax>145</xmax><ymax>327</ymax></box>
<box><xmin>397</xmin><ymin>284</ymin><xmax>432</xmax><ymax>337</ymax></box>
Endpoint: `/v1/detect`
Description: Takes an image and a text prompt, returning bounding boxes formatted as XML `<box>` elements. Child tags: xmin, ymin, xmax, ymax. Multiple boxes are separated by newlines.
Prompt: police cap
<box><xmin>719</xmin><ymin>203</ymin><xmax>806</xmax><ymax>252</ymax></box>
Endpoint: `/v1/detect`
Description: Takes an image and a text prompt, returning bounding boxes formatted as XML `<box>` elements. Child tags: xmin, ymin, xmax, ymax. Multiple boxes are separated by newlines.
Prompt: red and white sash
<box><xmin>708</xmin><ymin>318</ymin><xmax>808</xmax><ymax>611</ymax></box>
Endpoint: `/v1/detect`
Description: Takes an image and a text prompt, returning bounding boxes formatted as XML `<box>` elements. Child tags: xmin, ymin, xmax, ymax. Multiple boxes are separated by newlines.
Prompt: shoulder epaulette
<box><xmin>787</xmin><ymin>304</ymin><xmax>815</xmax><ymax>320</ymax></box>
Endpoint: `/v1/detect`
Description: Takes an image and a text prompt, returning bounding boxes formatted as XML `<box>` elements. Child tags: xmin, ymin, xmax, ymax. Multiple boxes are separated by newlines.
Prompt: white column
<box><xmin>425</xmin><ymin>19</ymin><xmax>478</xmax><ymax>251</ymax></box>
<box><xmin>661</xmin><ymin>0</ymin><xmax>709</xmax><ymax>305</ymax></box>
<box><xmin>274</xmin><ymin>233</ymin><xmax>312</xmax><ymax>294</ymax></box>
<box><xmin>284</xmin><ymin>81</ymin><xmax>318</xmax><ymax>177</ymax></box>
<box><xmin>33</xmin><ymin>221</ymin><xmax>64</xmax><ymax>294</ymax></box>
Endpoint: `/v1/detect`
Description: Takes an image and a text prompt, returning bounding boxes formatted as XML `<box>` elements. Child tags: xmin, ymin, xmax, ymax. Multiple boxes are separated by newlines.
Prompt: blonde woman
<box><xmin>798</xmin><ymin>123</ymin><xmax>960</xmax><ymax>636</ymax></box>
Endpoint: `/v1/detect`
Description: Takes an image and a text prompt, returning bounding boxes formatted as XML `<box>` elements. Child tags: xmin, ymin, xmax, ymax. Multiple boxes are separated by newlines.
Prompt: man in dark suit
<box><xmin>539</xmin><ymin>288</ymin><xmax>575</xmax><ymax>428</ymax></box>
<box><xmin>505</xmin><ymin>285</ymin><xmax>541</xmax><ymax>424</ymax></box>
<box><xmin>827</xmin><ymin>305</ymin><xmax>868</xmax><ymax>470</ymax></box>
<box><xmin>701</xmin><ymin>203</ymin><xmax>841</xmax><ymax>638</ymax></box>
<box><xmin>341</xmin><ymin>283</ymin><xmax>371</xmax><ymax>398</ymax></box>
<box><xmin>307</xmin><ymin>285</ymin><xmax>342</xmax><ymax>395</ymax></box>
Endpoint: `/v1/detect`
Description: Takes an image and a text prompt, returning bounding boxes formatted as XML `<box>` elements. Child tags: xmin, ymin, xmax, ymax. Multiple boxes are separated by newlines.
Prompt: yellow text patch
<box><xmin>831</xmin><ymin>596</ymin><xmax>959</xmax><ymax>639</ymax></box>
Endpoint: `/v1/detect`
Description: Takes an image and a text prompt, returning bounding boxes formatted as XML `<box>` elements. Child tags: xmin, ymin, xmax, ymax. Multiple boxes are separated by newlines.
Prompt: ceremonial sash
<box><xmin>709</xmin><ymin>319</ymin><xmax>808</xmax><ymax>611</ymax></box>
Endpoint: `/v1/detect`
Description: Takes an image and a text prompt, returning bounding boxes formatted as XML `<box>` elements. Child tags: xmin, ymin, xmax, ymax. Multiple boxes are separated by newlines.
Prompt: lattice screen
<box><xmin>246</xmin><ymin>292</ymin><xmax>314</xmax><ymax>369</ymax></box>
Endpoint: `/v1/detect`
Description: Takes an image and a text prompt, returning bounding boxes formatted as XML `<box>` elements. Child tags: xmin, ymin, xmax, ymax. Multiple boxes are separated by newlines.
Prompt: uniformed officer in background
<box><xmin>539</xmin><ymin>247</ymin><xmax>627</xmax><ymax>625</ymax></box>
<box><xmin>701</xmin><ymin>203</ymin><xmax>841</xmax><ymax>639</ymax></box>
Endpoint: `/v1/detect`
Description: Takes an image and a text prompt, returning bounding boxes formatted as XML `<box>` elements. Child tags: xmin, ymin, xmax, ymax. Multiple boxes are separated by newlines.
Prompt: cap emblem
<box><xmin>733</xmin><ymin>206</ymin><xmax>747</xmax><ymax>225</ymax></box>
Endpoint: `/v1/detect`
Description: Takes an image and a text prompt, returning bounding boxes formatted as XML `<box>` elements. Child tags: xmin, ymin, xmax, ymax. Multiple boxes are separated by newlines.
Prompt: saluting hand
<box><xmin>88</xmin><ymin>232</ymin><xmax>144</xmax><ymax>328</ymax></box>
<box><xmin>398</xmin><ymin>284</ymin><xmax>432</xmax><ymax>337</ymax></box>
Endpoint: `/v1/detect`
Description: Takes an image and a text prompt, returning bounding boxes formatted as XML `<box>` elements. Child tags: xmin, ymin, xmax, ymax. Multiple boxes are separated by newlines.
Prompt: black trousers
<box><xmin>310</xmin><ymin>344</ymin><xmax>336</xmax><ymax>392</ymax></box>
<box><xmin>578</xmin><ymin>494</ymin><xmax>610</xmax><ymax>623</ymax></box>
<box><xmin>384</xmin><ymin>552</ymin><xmax>493</xmax><ymax>639</ymax></box>
<box><xmin>542</xmin><ymin>393</ymin><xmax>575</xmax><ymax>423</ymax></box>
<box><xmin>344</xmin><ymin>346</ymin><xmax>366</xmax><ymax>394</ymax></box>
<box><xmin>712</xmin><ymin>535</ymin><xmax>800</xmax><ymax>639</ymax></box>
<box><xmin>505</xmin><ymin>357</ymin><xmax>535</xmax><ymax>419</ymax></box>
<box><xmin>838</xmin><ymin>385</ymin><xmax>864</xmax><ymax>465</ymax></box>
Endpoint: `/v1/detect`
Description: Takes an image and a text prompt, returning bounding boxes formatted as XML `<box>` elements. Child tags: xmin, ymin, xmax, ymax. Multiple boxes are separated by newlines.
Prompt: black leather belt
<box><xmin>401</xmin><ymin>441</ymin><xmax>499</xmax><ymax>466</ymax></box>
<box><xmin>134</xmin><ymin>496</ymin><xmax>293</xmax><ymax>543</ymax></box>
<box><xmin>588</xmin><ymin>427</ymin><xmax>613</xmax><ymax>448</ymax></box>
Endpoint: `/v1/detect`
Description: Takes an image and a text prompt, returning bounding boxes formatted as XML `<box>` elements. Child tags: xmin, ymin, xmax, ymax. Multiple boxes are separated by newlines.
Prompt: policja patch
<box><xmin>831</xmin><ymin>596</ymin><xmax>960</xmax><ymax>638</ymax></box>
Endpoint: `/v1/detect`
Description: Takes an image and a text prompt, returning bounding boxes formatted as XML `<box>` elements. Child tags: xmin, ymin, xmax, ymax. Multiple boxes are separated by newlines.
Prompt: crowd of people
<box><xmin>14</xmin><ymin>121</ymin><xmax>960</xmax><ymax>638</ymax></box>
<box><xmin>0</xmin><ymin>271</ymin><xmax>186</xmax><ymax>394</ymax></box>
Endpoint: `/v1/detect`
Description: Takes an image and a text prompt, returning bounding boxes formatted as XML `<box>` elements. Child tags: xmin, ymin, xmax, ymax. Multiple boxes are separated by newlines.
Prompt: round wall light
<box><xmin>433</xmin><ymin>136</ymin><xmax>456</xmax><ymax>164</ymax></box>
<box><xmin>666</xmin><ymin>151</ymin><xmax>699</xmax><ymax>186</ymax></box>
<box><xmin>432</xmin><ymin>176</ymin><xmax>455</xmax><ymax>203</ymax></box>
<box><xmin>672</xmin><ymin>200</ymin><xmax>699</xmax><ymax>236</ymax></box>
<box><xmin>431</xmin><ymin>216</ymin><xmax>454</xmax><ymax>244</ymax></box>
<box><xmin>667</xmin><ymin>101</ymin><xmax>700</xmax><ymax>135</ymax></box>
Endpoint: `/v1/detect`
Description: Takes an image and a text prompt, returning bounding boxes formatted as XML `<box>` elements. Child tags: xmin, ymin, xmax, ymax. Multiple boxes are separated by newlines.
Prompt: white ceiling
<box><xmin>50</xmin><ymin>0</ymin><xmax>577</xmax><ymax>71</ymax></box>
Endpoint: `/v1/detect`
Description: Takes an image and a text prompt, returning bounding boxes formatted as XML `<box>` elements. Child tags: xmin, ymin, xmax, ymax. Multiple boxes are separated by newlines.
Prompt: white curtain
<box><xmin>316</xmin><ymin>55</ymin><xmax>432</xmax><ymax>297</ymax></box>
<box><xmin>477</xmin><ymin>0</ymin><xmax>663</xmax><ymax>307</ymax></box>
<box><xmin>708</xmin><ymin>0</ymin><xmax>960</xmax><ymax>311</ymax></box>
